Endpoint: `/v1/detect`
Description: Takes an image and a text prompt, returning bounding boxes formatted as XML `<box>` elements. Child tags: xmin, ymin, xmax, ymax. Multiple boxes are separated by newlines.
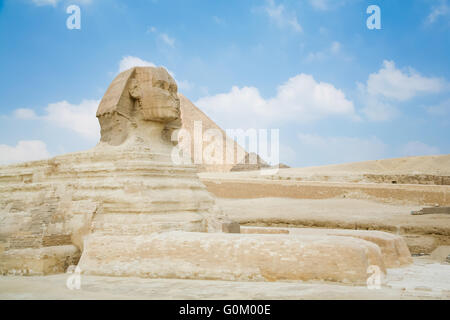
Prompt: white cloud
<box><xmin>31</xmin><ymin>0</ymin><xmax>59</xmax><ymax>6</ymax></box>
<box><xmin>319</xmin><ymin>27</ymin><xmax>328</xmax><ymax>35</ymax></box>
<box><xmin>159</xmin><ymin>33</ymin><xmax>175</xmax><ymax>47</ymax></box>
<box><xmin>177</xmin><ymin>80</ymin><xmax>195</xmax><ymax>92</ymax></box>
<box><xmin>13</xmin><ymin>100</ymin><xmax>100</xmax><ymax>141</ymax></box>
<box><xmin>262</xmin><ymin>0</ymin><xmax>302</xmax><ymax>33</ymax></box>
<box><xmin>426</xmin><ymin>0</ymin><xmax>450</xmax><ymax>24</ymax></box>
<box><xmin>330</xmin><ymin>41</ymin><xmax>341</xmax><ymax>54</ymax></box>
<box><xmin>118</xmin><ymin>56</ymin><xmax>156</xmax><ymax>73</ymax></box>
<box><xmin>366</xmin><ymin>60</ymin><xmax>446</xmax><ymax>101</ymax></box>
<box><xmin>426</xmin><ymin>99</ymin><xmax>450</xmax><ymax>116</ymax></box>
<box><xmin>44</xmin><ymin>100</ymin><xmax>100</xmax><ymax>140</ymax></box>
<box><xmin>297</xmin><ymin>133</ymin><xmax>388</xmax><ymax>166</ymax></box>
<box><xmin>305</xmin><ymin>51</ymin><xmax>326</xmax><ymax>63</ymax></box>
<box><xmin>359</xmin><ymin>60</ymin><xmax>448</xmax><ymax>122</ymax></box>
<box><xmin>146</xmin><ymin>27</ymin><xmax>176</xmax><ymax>47</ymax></box>
<box><xmin>195</xmin><ymin>73</ymin><xmax>356</xmax><ymax>128</ymax></box>
<box><xmin>360</xmin><ymin>97</ymin><xmax>398</xmax><ymax>122</ymax></box>
<box><xmin>308</xmin><ymin>0</ymin><xmax>330</xmax><ymax>11</ymax></box>
<box><xmin>213</xmin><ymin>16</ymin><xmax>225</xmax><ymax>25</ymax></box>
<box><xmin>118</xmin><ymin>56</ymin><xmax>177</xmax><ymax>78</ymax></box>
<box><xmin>0</xmin><ymin>140</ymin><xmax>51</xmax><ymax>165</ymax></box>
<box><xmin>400</xmin><ymin>141</ymin><xmax>440</xmax><ymax>157</ymax></box>
<box><xmin>279</xmin><ymin>144</ymin><xmax>297</xmax><ymax>166</ymax></box>
<box><xmin>308</xmin><ymin>0</ymin><xmax>354</xmax><ymax>11</ymax></box>
<box><xmin>73</xmin><ymin>0</ymin><xmax>92</xmax><ymax>4</ymax></box>
<box><xmin>31</xmin><ymin>0</ymin><xmax>92</xmax><ymax>6</ymax></box>
<box><xmin>304</xmin><ymin>41</ymin><xmax>342</xmax><ymax>63</ymax></box>
<box><xmin>14</xmin><ymin>108</ymin><xmax>37</xmax><ymax>119</ymax></box>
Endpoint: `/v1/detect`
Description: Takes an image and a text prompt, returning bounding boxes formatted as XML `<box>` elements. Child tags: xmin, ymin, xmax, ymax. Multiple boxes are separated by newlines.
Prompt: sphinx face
<box><xmin>130</xmin><ymin>67</ymin><xmax>180</xmax><ymax>123</ymax></box>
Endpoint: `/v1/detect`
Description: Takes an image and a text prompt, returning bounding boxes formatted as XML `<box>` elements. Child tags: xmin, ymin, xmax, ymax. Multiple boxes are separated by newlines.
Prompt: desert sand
<box><xmin>0</xmin><ymin>256</ymin><xmax>448</xmax><ymax>300</ymax></box>
<box><xmin>203</xmin><ymin>155</ymin><xmax>450</xmax><ymax>184</ymax></box>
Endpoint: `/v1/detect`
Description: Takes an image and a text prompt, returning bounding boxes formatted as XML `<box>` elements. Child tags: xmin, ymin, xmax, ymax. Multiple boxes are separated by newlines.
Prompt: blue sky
<box><xmin>0</xmin><ymin>0</ymin><xmax>449</xmax><ymax>167</ymax></box>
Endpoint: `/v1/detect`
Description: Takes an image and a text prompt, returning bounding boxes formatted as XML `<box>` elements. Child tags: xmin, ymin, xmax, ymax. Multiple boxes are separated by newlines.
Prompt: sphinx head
<box><xmin>129</xmin><ymin>67</ymin><xmax>180</xmax><ymax>122</ymax></box>
<box><xmin>96</xmin><ymin>66</ymin><xmax>181</xmax><ymax>146</ymax></box>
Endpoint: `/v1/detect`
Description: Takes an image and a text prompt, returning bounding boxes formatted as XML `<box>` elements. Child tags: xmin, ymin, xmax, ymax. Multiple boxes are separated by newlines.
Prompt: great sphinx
<box><xmin>0</xmin><ymin>67</ymin><xmax>229</xmax><ymax>275</ymax></box>
<box><xmin>0</xmin><ymin>67</ymin><xmax>410</xmax><ymax>284</ymax></box>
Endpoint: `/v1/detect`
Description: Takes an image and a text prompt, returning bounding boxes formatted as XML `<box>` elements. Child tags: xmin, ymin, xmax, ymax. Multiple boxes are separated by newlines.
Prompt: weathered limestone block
<box><xmin>0</xmin><ymin>245</ymin><xmax>80</xmax><ymax>275</ymax></box>
<box><xmin>0</xmin><ymin>183</ymin><xmax>85</xmax><ymax>274</ymax></box>
<box><xmin>289</xmin><ymin>228</ymin><xmax>412</xmax><ymax>268</ymax></box>
<box><xmin>69</xmin><ymin>200</ymin><xmax>98</xmax><ymax>251</ymax></box>
<box><xmin>324</xmin><ymin>229</ymin><xmax>412</xmax><ymax>268</ymax></box>
<box><xmin>0</xmin><ymin>186</ymin><xmax>75</xmax><ymax>250</ymax></box>
<box><xmin>241</xmin><ymin>227</ymin><xmax>289</xmax><ymax>234</ymax></box>
<box><xmin>221</xmin><ymin>222</ymin><xmax>241</xmax><ymax>233</ymax></box>
<box><xmin>431</xmin><ymin>246</ymin><xmax>450</xmax><ymax>263</ymax></box>
<box><xmin>412</xmin><ymin>206</ymin><xmax>450</xmax><ymax>215</ymax></box>
<box><xmin>241</xmin><ymin>227</ymin><xmax>412</xmax><ymax>268</ymax></box>
<box><xmin>78</xmin><ymin>231</ymin><xmax>386</xmax><ymax>284</ymax></box>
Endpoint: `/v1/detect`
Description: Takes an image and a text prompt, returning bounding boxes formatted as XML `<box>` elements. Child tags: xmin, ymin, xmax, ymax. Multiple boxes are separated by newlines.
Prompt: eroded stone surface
<box><xmin>0</xmin><ymin>245</ymin><xmax>80</xmax><ymax>276</ymax></box>
<box><xmin>79</xmin><ymin>231</ymin><xmax>386</xmax><ymax>284</ymax></box>
<box><xmin>241</xmin><ymin>227</ymin><xmax>412</xmax><ymax>268</ymax></box>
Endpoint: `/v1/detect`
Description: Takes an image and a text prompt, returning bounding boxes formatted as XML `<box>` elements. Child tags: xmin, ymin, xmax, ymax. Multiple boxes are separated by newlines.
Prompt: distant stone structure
<box><xmin>230</xmin><ymin>152</ymin><xmax>271</xmax><ymax>172</ymax></box>
<box><xmin>179</xmin><ymin>94</ymin><xmax>256</xmax><ymax>172</ymax></box>
<box><xmin>179</xmin><ymin>94</ymin><xmax>288</xmax><ymax>173</ymax></box>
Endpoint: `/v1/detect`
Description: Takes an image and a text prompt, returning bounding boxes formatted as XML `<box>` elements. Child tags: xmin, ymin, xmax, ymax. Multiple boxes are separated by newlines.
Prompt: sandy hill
<box><xmin>286</xmin><ymin>155</ymin><xmax>450</xmax><ymax>176</ymax></box>
<box><xmin>202</xmin><ymin>155</ymin><xmax>450</xmax><ymax>185</ymax></box>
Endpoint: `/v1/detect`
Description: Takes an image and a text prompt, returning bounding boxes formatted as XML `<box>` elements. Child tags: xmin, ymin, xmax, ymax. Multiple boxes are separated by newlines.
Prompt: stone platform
<box><xmin>241</xmin><ymin>227</ymin><xmax>412</xmax><ymax>268</ymax></box>
<box><xmin>78</xmin><ymin>231</ymin><xmax>386</xmax><ymax>284</ymax></box>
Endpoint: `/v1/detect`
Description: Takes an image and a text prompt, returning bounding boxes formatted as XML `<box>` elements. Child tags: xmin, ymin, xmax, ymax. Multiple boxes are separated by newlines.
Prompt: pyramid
<box><xmin>179</xmin><ymin>94</ymin><xmax>249</xmax><ymax>172</ymax></box>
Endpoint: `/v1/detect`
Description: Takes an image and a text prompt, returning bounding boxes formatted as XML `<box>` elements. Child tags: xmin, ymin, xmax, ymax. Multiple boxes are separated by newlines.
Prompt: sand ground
<box><xmin>203</xmin><ymin>154</ymin><xmax>450</xmax><ymax>181</ymax></box>
<box><xmin>0</xmin><ymin>257</ymin><xmax>448</xmax><ymax>300</ymax></box>
<box><xmin>217</xmin><ymin>198</ymin><xmax>448</xmax><ymax>231</ymax></box>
